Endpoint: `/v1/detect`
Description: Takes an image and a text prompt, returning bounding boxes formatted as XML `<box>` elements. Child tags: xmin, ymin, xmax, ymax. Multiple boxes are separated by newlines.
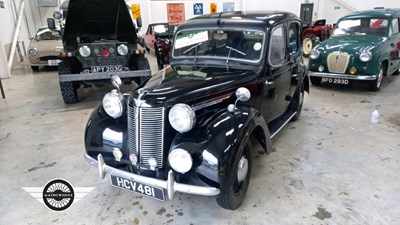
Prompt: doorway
<box><xmin>300</xmin><ymin>3</ymin><xmax>314</xmax><ymax>25</ymax></box>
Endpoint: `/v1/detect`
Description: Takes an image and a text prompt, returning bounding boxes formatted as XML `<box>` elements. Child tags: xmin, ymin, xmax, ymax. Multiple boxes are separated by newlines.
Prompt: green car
<box><xmin>308</xmin><ymin>8</ymin><xmax>400</xmax><ymax>91</ymax></box>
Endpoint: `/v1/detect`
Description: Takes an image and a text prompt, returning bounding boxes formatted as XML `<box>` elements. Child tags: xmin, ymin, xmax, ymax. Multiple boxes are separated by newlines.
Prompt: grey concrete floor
<box><xmin>1</xmin><ymin>54</ymin><xmax>400</xmax><ymax>225</ymax></box>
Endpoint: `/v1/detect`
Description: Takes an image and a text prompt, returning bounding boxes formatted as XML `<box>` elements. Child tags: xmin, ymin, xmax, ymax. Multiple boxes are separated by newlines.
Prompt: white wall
<box><xmin>127</xmin><ymin>0</ymin><xmax>242</xmax><ymax>36</ymax></box>
<box><xmin>320</xmin><ymin>0</ymin><xmax>400</xmax><ymax>24</ymax></box>
<box><xmin>1</xmin><ymin>0</ymin><xmax>400</xmax><ymax>73</ymax></box>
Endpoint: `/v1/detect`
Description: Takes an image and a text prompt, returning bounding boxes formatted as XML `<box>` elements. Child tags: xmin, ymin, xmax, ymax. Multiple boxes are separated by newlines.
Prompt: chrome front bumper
<box><xmin>59</xmin><ymin>70</ymin><xmax>151</xmax><ymax>82</ymax></box>
<box><xmin>84</xmin><ymin>153</ymin><xmax>220</xmax><ymax>200</ymax></box>
<box><xmin>309</xmin><ymin>71</ymin><xmax>377</xmax><ymax>81</ymax></box>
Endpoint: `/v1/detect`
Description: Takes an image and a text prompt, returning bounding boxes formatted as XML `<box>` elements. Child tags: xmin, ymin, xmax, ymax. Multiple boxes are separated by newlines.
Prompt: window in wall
<box><xmin>37</xmin><ymin>0</ymin><xmax>57</xmax><ymax>7</ymax></box>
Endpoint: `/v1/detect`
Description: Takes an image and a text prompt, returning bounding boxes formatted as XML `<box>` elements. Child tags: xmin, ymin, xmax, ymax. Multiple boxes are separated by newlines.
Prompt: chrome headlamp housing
<box><xmin>168</xmin><ymin>148</ymin><xmax>193</xmax><ymax>174</ymax></box>
<box><xmin>168</xmin><ymin>103</ymin><xmax>196</xmax><ymax>133</ymax></box>
<box><xmin>310</xmin><ymin>50</ymin><xmax>320</xmax><ymax>60</ymax></box>
<box><xmin>117</xmin><ymin>44</ymin><xmax>128</xmax><ymax>55</ymax></box>
<box><xmin>359</xmin><ymin>52</ymin><xmax>372</xmax><ymax>62</ymax></box>
<box><xmin>28</xmin><ymin>48</ymin><xmax>37</xmax><ymax>55</ymax></box>
<box><xmin>79</xmin><ymin>45</ymin><xmax>91</xmax><ymax>57</ymax></box>
<box><xmin>102</xmin><ymin>90</ymin><xmax>126</xmax><ymax>119</ymax></box>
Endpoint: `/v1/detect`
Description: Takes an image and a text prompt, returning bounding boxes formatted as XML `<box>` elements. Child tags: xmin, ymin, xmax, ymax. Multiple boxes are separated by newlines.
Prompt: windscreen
<box><xmin>333</xmin><ymin>18</ymin><xmax>389</xmax><ymax>36</ymax></box>
<box><xmin>172</xmin><ymin>29</ymin><xmax>265</xmax><ymax>62</ymax></box>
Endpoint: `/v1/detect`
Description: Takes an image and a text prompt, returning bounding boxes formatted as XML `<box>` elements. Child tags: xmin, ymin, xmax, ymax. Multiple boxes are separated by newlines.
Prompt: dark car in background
<box><xmin>308</xmin><ymin>8</ymin><xmax>400</xmax><ymax>91</ymax></box>
<box><xmin>142</xmin><ymin>23</ymin><xmax>177</xmax><ymax>69</ymax></box>
<box><xmin>84</xmin><ymin>11</ymin><xmax>309</xmax><ymax>210</ymax></box>
<box><xmin>48</xmin><ymin>0</ymin><xmax>151</xmax><ymax>104</ymax></box>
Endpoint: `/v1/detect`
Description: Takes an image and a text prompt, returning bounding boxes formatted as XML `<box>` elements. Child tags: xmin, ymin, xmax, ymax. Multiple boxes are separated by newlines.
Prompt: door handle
<box><xmin>265</xmin><ymin>81</ymin><xmax>274</xmax><ymax>85</ymax></box>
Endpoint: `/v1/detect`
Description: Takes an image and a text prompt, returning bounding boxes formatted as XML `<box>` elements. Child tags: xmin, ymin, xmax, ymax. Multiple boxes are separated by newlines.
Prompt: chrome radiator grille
<box><xmin>127</xmin><ymin>105</ymin><xmax>165</xmax><ymax>168</ymax></box>
<box><xmin>327</xmin><ymin>51</ymin><xmax>350</xmax><ymax>73</ymax></box>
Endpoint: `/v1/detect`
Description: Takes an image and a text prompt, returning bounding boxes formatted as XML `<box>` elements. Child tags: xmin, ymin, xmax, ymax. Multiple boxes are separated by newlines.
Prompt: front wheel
<box><xmin>310</xmin><ymin>76</ymin><xmax>322</xmax><ymax>86</ymax></box>
<box><xmin>134</xmin><ymin>57</ymin><xmax>151</xmax><ymax>86</ymax></box>
<box><xmin>31</xmin><ymin>65</ymin><xmax>39</xmax><ymax>71</ymax></box>
<box><xmin>369</xmin><ymin>65</ymin><xmax>385</xmax><ymax>91</ymax></box>
<box><xmin>216</xmin><ymin>140</ymin><xmax>253</xmax><ymax>210</ymax></box>
<box><xmin>58</xmin><ymin>61</ymin><xmax>78</xmax><ymax>104</ymax></box>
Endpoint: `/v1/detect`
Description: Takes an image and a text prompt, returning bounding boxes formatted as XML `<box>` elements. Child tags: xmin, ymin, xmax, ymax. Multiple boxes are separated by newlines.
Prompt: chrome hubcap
<box><xmin>237</xmin><ymin>156</ymin><xmax>248</xmax><ymax>182</ymax></box>
<box><xmin>303</xmin><ymin>38</ymin><xmax>312</xmax><ymax>54</ymax></box>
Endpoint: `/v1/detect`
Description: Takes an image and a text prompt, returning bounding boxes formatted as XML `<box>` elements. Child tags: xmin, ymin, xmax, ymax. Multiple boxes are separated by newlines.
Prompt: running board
<box><xmin>270</xmin><ymin>111</ymin><xmax>297</xmax><ymax>139</ymax></box>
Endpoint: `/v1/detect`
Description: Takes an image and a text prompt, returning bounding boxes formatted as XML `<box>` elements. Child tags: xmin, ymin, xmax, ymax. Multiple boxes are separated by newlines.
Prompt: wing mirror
<box><xmin>53</xmin><ymin>11</ymin><xmax>62</xmax><ymax>20</ymax></box>
<box><xmin>228</xmin><ymin>87</ymin><xmax>251</xmax><ymax>112</ymax></box>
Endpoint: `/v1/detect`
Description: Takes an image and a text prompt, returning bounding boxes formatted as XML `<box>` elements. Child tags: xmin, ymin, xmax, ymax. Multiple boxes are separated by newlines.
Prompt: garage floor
<box><xmin>1</xmin><ymin>54</ymin><xmax>400</xmax><ymax>225</ymax></box>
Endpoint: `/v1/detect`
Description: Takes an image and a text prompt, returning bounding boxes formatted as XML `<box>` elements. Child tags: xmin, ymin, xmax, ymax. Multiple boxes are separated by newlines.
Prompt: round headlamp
<box><xmin>165</xmin><ymin>39</ymin><xmax>170</xmax><ymax>45</ymax></box>
<box><xmin>79</xmin><ymin>45</ymin><xmax>91</xmax><ymax>57</ymax></box>
<box><xmin>310</xmin><ymin>50</ymin><xmax>320</xmax><ymax>60</ymax></box>
<box><xmin>168</xmin><ymin>148</ymin><xmax>193</xmax><ymax>173</ymax></box>
<box><xmin>359</xmin><ymin>52</ymin><xmax>372</xmax><ymax>62</ymax></box>
<box><xmin>168</xmin><ymin>103</ymin><xmax>196</xmax><ymax>133</ymax></box>
<box><xmin>117</xmin><ymin>44</ymin><xmax>128</xmax><ymax>55</ymax></box>
<box><xmin>102</xmin><ymin>90</ymin><xmax>125</xmax><ymax>119</ymax></box>
<box><xmin>28</xmin><ymin>48</ymin><xmax>37</xmax><ymax>55</ymax></box>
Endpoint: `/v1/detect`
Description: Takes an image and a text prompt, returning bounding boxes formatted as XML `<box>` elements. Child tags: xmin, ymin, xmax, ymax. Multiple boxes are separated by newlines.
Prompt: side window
<box><xmin>391</xmin><ymin>18</ymin><xmax>399</xmax><ymax>35</ymax></box>
<box><xmin>288</xmin><ymin>22</ymin><xmax>300</xmax><ymax>54</ymax></box>
<box><xmin>269</xmin><ymin>25</ymin><xmax>286</xmax><ymax>66</ymax></box>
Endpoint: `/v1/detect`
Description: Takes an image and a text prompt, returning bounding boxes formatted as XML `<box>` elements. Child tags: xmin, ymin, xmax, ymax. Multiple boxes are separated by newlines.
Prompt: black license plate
<box><xmin>91</xmin><ymin>65</ymin><xmax>122</xmax><ymax>73</ymax></box>
<box><xmin>110</xmin><ymin>175</ymin><xmax>165</xmax><ymax>201</ymax></box>
<box><xmin>321</xmin><ymin>77</ymin><xmax>349</xmax><ymax>85</ymax></box>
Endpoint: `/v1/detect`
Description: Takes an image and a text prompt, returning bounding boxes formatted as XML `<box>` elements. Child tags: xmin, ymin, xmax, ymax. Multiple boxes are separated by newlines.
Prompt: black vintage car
<box><xmin>48</xmin><ymin>0</ymin><xmax>151</xmax><ymax>104</ymax></box>
<box><xmin>84</xmin><ymin>11</ymin><xmax>309</xmax><ymax>210</ymax></box>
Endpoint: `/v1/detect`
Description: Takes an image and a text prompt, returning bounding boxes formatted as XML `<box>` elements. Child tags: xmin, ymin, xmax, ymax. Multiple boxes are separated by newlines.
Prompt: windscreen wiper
<box><xmin>225</xmin><ymin>45</ymin><xmax>246</xmax><ymax>71</ymax></box>
<box><xmin>183</xmin><ymin>42</ymin><xmax>203</xmax><ymax>67</ymax></box>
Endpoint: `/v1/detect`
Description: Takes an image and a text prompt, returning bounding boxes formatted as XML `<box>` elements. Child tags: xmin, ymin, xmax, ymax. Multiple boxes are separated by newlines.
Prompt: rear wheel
<box><xmin>216</xmin><ymin>140</ymin><xmax>253</xmax><ymax>210</ymax></box>
<box><xmin>369</xmin><ymin>64</ymin><xmax>385</xmax><ymax>91</ymax></box>
<box><xmin>291</xmin><ymin>83</ymin><xmax>304</xmax><ymax>121</ymax></box>
<box><xmin>310</xmin><ymin>76</ymin><xmax>322</xmax><ymax>86</ymax></box>
<box><xmin>156</xmin><ymin>50</ymin><xmax>164</xmax><ymax>70</ymax></box>
<box><xmin>58</xmin><ymin>61</ymin><xmax>78</xmax><ymax>104</ymax></box>
<box><xmin>303</xmin><ymin>34</ymin><xmax>317</xmax><ymax>57</ymax></box>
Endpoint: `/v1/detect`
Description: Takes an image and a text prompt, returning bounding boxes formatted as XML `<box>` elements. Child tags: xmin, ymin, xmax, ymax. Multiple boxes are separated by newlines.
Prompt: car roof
<box><xmin>341</xmin><ymin>8</ymin><xmax>400</xmax><ymax>20</ymax></box>
<box><xmin>178</xmin><ymin>11</ymin><xmax>300</xmax><ymax>30</ymax></box>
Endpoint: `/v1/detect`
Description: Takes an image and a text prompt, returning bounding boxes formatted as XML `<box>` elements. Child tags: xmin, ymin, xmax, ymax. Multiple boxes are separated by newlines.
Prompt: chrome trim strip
<box><xmin>270</xmin><ymin>112</ymin><xmax>297</xmax><ymax>139</ymax></box>
<box><xmin>309</xmin><ymin>72</ymin><xmax>377</xmax><ymax>81</ymax></box>
<box><xmin>192</xmin><ymin>93</ymin><xmax>231</xmax><ymax>111</ymax></box>
<box><xmin>59</xmin><ymin>69</ymin><xmax>151</xmax><ymax>82</ymax></box>
<box><xmin>84</xmin><ymin>153</ymin><xmax>220</xmax><ymax>199</ymax></box>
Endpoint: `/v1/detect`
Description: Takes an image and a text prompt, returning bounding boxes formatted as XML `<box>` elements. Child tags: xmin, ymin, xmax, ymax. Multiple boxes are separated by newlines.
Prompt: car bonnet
<box><xmin>63</xmin><ymin>0</ymin><xmax>137</xmax><ymax>45</ymax></box>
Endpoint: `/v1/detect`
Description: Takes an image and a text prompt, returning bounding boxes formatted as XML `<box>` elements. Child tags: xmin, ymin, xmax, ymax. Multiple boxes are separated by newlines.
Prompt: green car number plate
<box><xmin>321</xmin><ymin>77</ymin><xmax>349</xmax><ymax>85</ymax></box>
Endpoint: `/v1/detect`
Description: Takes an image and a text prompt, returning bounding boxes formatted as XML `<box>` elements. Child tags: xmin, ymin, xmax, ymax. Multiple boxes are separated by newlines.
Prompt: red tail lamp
<box><xmin>102</xmin><ymin>49</ymin><xmax>110</xmax><ymax>58</ymax></box>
